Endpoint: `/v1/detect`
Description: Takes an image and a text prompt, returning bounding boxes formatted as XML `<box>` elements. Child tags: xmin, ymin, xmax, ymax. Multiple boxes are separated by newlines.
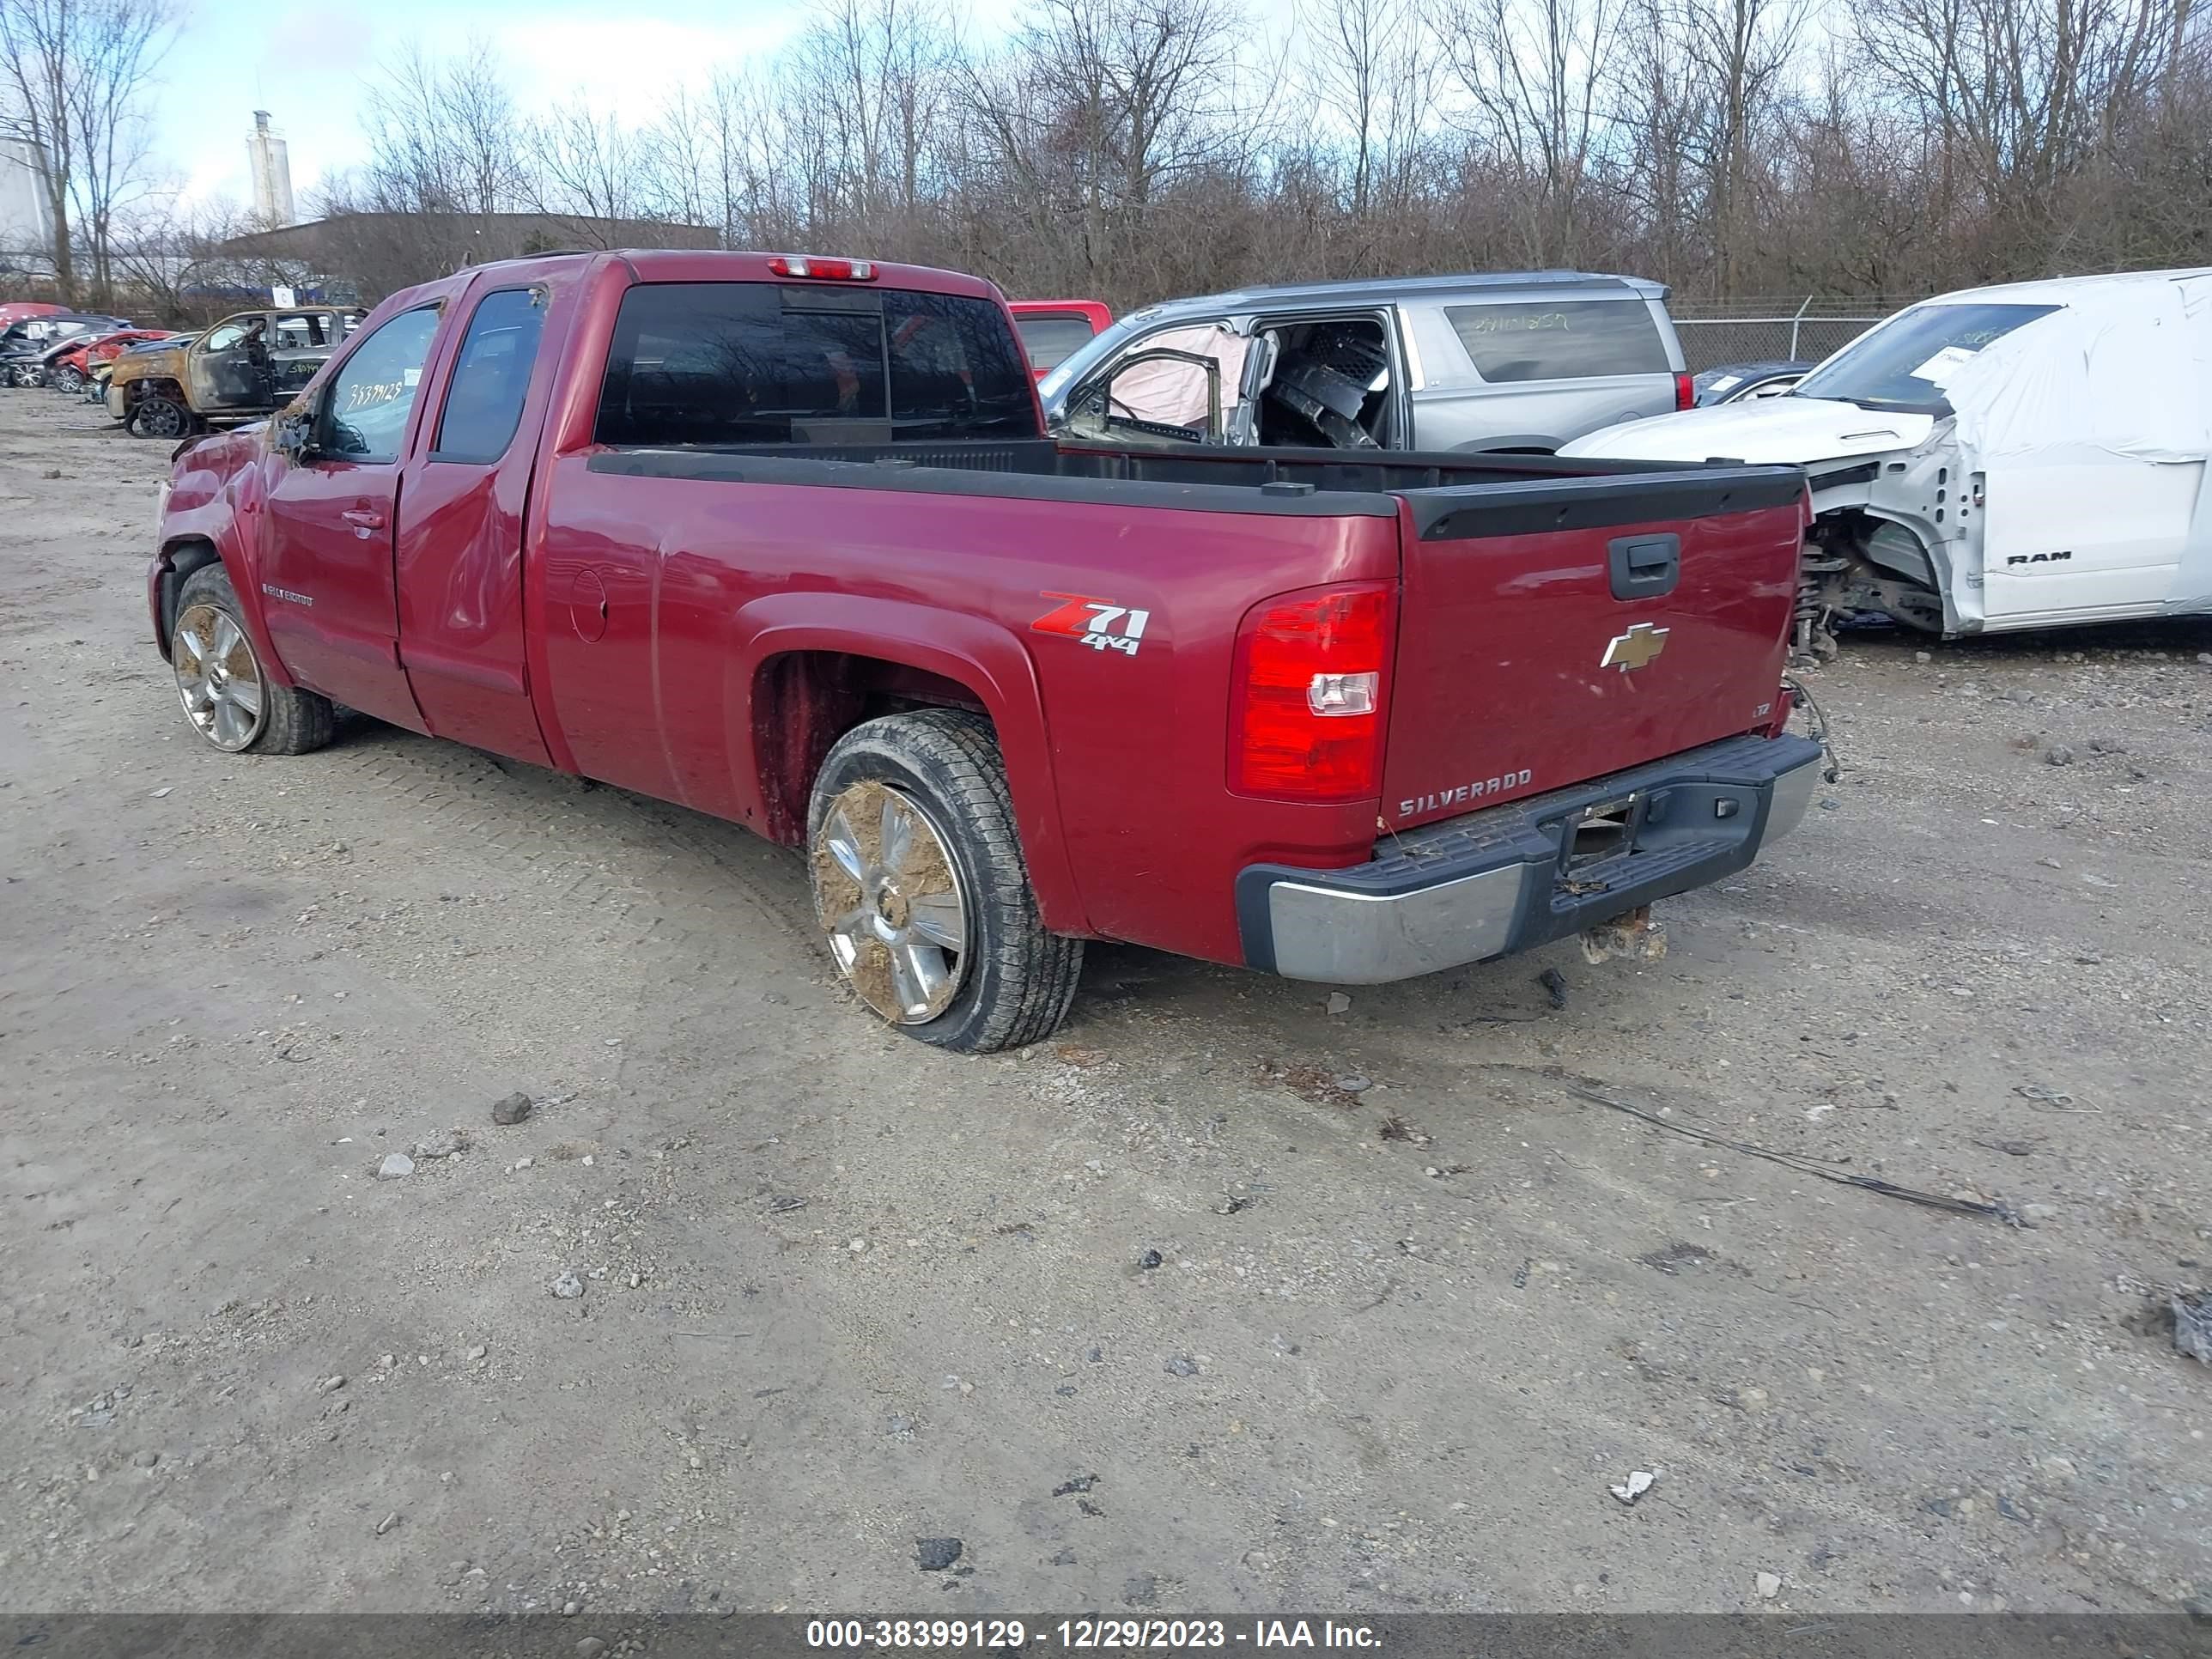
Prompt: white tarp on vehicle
<box><xmin>1947</xmin><ymin>273</ymin><xmax>2212</xmax><ymax>468</ymax></box>
<box><xmin>1948</xmin><ymin>273</ymin><xmax>2212</xmax><ymax>611</ymax></box>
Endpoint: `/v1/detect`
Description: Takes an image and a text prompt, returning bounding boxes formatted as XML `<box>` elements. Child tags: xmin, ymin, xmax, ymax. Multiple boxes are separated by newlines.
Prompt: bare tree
<box><xmin>109</xmin><ymin>191</ymin><xmax>276</xmax><ymax>321</ymax></box>
<box><xmin>961</xmin><ymin>0</ymin><xmax>1273</xmax><ymax>300</ymax></box>
<box><xmin>64</xmin><ymin>0</ymin><xmax>167</xmax><ymax>306</ymax></box>
<box><xmin>532</xmin><ymin>95</ymin><xmax>642</xmax><ymax>228</ymax></box>
<box><xmin>784</xmin><ymin>0</ymin><xmax>956</xmax><ymax>235</ymax></box>
<box><xmin>1856</xmin><ymin>0</ymin><xmax>2191</xmax><ymax>272</ymax></box>
<box><xmin>1432</xmin><ymin>0</ymin><xmax>1627</xmax><ymax>264</ymax></box>
<box><xmin>359</xmin><ymin>39</ymin><xmax>530</xmax><ymax>222</ymax></box>
<box><xmin>0</xmin><ymin>0</ymin><xmax>76</xmax><ymax>299</ymax></box>
<box><xmin>1297</xmin><ymin>0</ymin><xmax>1441</xmax><ymax>239</ymax></box>
<box><xmin>0</xmin><ymin>0</ymin><xmax>168</xmax><ymax>304</ymax></box>
<box><xmin>286</xmin><ymin>0</ymin><xmax>2212</xmax><ymax>321</ymax></box>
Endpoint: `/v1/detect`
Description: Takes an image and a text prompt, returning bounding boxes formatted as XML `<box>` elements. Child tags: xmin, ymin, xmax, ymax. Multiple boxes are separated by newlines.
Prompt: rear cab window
<box><xmin>1446</xmin><ymin>299</ymin><xmax>1670</xmax><ymax>382</ymax></box>
<box><xmin>1012</xmin><ymin>312</ymin><xmax>1098</xmax><ymax>372</ymax></box>
<box><xmin>594</xmin><ymin>281</ymin><xmax>1036</xmax><ymax>447</ymax></box>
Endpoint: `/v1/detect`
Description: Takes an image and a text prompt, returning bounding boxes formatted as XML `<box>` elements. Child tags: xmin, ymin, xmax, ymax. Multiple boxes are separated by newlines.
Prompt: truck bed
<box><xmin>588</xmin><ymin>438</ymin><xmax>1802</xmax><ymax>533</ymax></box>
<box><xmin>586</xmin><ymin>435</ymin><xmax>1810</xmax><ymax>843</ymax></box>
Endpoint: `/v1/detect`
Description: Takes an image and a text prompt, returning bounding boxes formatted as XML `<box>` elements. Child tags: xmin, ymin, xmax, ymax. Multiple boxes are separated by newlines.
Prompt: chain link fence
<box><xmin>1668</xmin><ymin>301</ymin><xmax>1905</xmax><ymax>372</ymax></box>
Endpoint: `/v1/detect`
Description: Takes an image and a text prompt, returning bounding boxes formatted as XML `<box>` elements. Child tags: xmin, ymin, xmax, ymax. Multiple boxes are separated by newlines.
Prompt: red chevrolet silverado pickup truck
<box><xmin>149</xmin><ymin>249</ymin><xmax>1822</xmax><ymax>1051</ymax></box>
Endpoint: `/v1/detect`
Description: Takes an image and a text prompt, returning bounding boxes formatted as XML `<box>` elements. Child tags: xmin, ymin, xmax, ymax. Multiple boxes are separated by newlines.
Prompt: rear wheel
<box><xmin>12</xmin><ymin>362</ymin><xmax>42</xmax><ymax>388</ymax></box>
<box><xmin>135</xmin><ymin>394</ymin><xmax>187</xmax><ymax>439</ymax></box>
<box><xmin>807</xmin><ymin>709</ymin><xmax>1082</xmax><ymax>1053</ymax></box>
<box><xmin>170</xmin><ymin>564</ymin><xmax>334</xmax><ymax>755</ymax></box>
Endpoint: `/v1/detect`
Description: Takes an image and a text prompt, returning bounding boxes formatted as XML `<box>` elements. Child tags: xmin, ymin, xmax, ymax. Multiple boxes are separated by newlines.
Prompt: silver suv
<box><xmin>1037</xmin><ymin>271</ymin><xmax>1691</xmax><ymax>453</ymax></box>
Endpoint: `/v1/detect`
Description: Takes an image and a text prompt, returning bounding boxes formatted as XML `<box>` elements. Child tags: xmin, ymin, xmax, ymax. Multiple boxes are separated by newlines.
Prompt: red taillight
<box><xmin>1674</xmin><ymin>371</ymin><xmax>1695</xmax><ymax>410</ymax></box>
<box><xmin>767</xmin><ymin>255</ymin><xmax>877</xmax><ymax>282</ymax></box>
<box><xmin>1231</xmin><ymin>583</ymin><xmax>1392</xmax><ymax>801</ymax></box>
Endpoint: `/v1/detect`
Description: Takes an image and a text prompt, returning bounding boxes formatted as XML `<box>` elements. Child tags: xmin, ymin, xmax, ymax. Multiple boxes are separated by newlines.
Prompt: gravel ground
<box><xmin>2</xmin><ymin>392</ymin><xmax>2208</xmax><ymax>1618</ymax></box>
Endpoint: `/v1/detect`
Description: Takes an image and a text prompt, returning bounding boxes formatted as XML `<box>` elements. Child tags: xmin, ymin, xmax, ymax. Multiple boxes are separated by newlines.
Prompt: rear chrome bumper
<box><xmin>1238</xmin><ymin>733</ymin><xmax>1824</xmax><ymax>984</ymax></box>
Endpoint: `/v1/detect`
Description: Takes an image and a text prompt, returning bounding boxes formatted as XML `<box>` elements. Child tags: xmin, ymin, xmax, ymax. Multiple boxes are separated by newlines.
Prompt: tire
<box><xmin>13</xmin><ymin>363</ymin><xmax>42</xmax><ymax>388</ymax></box>
<box><xmin>135</xmin><ymin>394</ymin><xmax>187</xmax><ymax>439</ymax></box>
<box><xmin>807</xmin><ymin>708</ymin><xmax>1082</xmax><ymax>1053</ymax></box>
<box><xmin>169</xmin><ymin>563</ymin><xmax>335</xmax><ymax>755</ymax></box>
<box><xmin>51</xmin><ymin>365</ymin><xmax>82</xmax><ymax>394</ymax></box>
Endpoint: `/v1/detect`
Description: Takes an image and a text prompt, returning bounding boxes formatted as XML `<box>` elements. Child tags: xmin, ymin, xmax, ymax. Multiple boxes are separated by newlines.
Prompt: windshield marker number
<box><xmin>1033</xmin><ymin>592</ymin><xmax>1151</xmax><ymax>658</ymax></box>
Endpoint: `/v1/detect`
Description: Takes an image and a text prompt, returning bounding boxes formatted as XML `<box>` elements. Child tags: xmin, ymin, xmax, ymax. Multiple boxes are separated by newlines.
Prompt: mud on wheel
<box><xmin>807</xmin><ymin>709</ymin><xmax>1082</xmax><ymax>1053</ymax></box>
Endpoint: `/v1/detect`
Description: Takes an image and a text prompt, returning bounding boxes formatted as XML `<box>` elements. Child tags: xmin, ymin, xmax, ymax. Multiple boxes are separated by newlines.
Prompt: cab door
<box><xmin>186</xmin><ymin>314</ymin><xmax>264</xmax><ymax>413</ymax></box>
<box><xmin>392</xmin><ymin>283</ymin><xmax>556</xmax><ymax>764</ymax></box>
<box><xmin>1978</xmin><ymin>458</ymin><xmax>2198</xmax><ymax>623</ymax></box>
<box><xmin>256</xmin><ymin>304</ymin><xmax>444</xmax><ymax>728</ymax></box>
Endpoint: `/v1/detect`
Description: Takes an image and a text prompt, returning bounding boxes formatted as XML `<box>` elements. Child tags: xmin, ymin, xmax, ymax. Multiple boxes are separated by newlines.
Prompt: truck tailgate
<box><xmin>1382</xmin><ymin>470</ymin><xmax>1806</xmax><ymax>829</ymax></box>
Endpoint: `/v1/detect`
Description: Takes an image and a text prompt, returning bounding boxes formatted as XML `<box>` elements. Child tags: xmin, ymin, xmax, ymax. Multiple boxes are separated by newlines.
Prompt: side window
<box><xmin>1101</xmin><ymin>321</ymin><xmax>1247</xmax><ymax>428</ymax></box>
<box><xmin>1446</xmin><ymin>300</ymin><xmax>1671</xmax><ymax>383</ymax></box>
<box><xmin>594</xmin><ymin>282</ymin><xmax>1036</xmax><ymax>446</ymax></box>
<box><xmin>268</xmin><ymin>313</ymin><xmax>325</xmax><ymax>349</ymax></box>
<box><xmin>319</xmin><ymin>307</ymin><xmax>441</xmax><ymax>464</ymax></box>
<box><xmin>203</xmin><ymin>320</ymin><xmax>249</xmax><ymax>353</ymax></box>
<box><xmin>433</xmin><ymin>288</ymin><xmax>548</xmax><ymax>464</ymax></box>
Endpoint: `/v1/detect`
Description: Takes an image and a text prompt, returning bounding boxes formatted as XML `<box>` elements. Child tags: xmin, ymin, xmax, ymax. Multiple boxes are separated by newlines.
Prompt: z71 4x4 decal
<box><xmin>1030</xmin><ymin>592</ymin><xmax>1152</xmax><ymax>658</ymax></box>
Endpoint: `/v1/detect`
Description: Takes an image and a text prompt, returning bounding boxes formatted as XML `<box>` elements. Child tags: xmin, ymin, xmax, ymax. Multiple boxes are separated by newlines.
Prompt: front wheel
<box><xmin>808</xmin><ymin>709</ymin><xmax>1082</xmax><ymax>1053</ymax></box>
<box><xmin>50</xmin><ymin>365</ymin><xmax>82</xmax><ymax>394</ymax></box>
<box><xmin>134</xmin><ymin>395</ymin><xmax>188</xmax><ymax>439</ymax></box>
<box><xmin>170</xmin><ymin>564</ymin><xmax>335</xmax><ymax>754</ymax></box>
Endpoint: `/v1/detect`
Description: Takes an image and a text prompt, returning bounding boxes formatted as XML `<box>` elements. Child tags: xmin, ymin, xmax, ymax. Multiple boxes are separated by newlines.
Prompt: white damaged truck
<box><xmin>1562</xmin><ymin>270</ymin><xmax>2212</xmax><ymax>649</ymax></box>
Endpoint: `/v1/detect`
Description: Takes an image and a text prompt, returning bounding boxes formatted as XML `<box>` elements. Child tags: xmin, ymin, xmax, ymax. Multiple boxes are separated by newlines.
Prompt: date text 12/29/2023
<box><xmin>805</xmin><ymin>1620</ymin><xmax>1382</xmax><ymax>1650</ymax></box>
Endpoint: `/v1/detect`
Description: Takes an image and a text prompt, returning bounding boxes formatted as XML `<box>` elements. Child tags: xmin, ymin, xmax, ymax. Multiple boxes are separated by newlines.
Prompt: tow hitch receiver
<box><xmin>1580</xmin><ymin>903</ymin><xmax>1668</xmax><ymax>965</ymax></box>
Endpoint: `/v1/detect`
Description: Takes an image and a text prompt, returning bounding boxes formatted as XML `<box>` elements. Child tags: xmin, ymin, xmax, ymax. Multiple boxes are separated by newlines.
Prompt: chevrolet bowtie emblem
<box><xmin>1602</xmin><ymin>622</ymin><xmax>1671</xmax><ymax>672</ymax></box>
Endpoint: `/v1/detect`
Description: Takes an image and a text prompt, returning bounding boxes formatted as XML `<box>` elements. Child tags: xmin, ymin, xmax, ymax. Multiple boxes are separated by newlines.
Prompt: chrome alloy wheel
<box><xmin>171</xmin><ymin>602</ymin><xmax>266</xmax><ymax>750</ymax></box>
<box><xmin>814</xmin><ymin>780</ymin><xmax>971</xmax><ymax>1024</ymax></box>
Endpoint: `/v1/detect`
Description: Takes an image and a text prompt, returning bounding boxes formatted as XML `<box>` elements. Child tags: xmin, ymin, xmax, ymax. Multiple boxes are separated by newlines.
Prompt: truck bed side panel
<box><xmin>536</xmin><ymin>458</ymin><xmax>1403</xmax><ymax>960</ymax></box>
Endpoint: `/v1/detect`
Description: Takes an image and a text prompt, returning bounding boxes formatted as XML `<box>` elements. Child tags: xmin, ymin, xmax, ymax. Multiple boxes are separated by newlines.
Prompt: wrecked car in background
<box><xmin>89</xmin><ymin>334</ymin><xmax>195</xmax><ymax>406</ymax></box>
<box><xmin>1038</xmin><ymin>272</ymin><xmax>1692</xmax><ymax>454</ymax></box>
<box><xmin>46</xmin><ymin>328</ymin><xmax>174</xmax><ymax>395</ymax></box>
<box><xmin>108</xmin><ymin>305</ymin><xmax>362</xmax><ymax>438</ymax></box>
<box><xmin>1563</xmin><ymin>270</ymin><xmax>2212</xmax><ymax>647</ymax></box>
<box><xmin>1693</xmin><ymin>361</ymin><xmax>1809</xmax><ymax>405</ymax></box>
<box><xmin>3</xmin><ymin>314</ymin><xmax>132</xmax><ymax>386</ymax></box>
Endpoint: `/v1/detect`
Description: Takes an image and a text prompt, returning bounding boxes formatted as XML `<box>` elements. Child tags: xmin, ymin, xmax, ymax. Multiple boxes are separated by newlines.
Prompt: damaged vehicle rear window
<box><xmin>1447</xmin><ymin>300</ymin><xmax>1670</xmax><ymax>382</ymax></box>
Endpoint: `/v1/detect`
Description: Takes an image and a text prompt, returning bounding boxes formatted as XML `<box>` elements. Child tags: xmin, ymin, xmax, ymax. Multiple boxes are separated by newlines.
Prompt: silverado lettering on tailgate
<box><xmin>1399</xmin><ymin>769</ymin><xmax>1534</xmax><ymax>819</ymax></box>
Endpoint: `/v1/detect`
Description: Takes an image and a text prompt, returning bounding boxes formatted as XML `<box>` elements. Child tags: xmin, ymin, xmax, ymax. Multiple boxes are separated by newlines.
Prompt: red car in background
<box><xmin>1006</xmin><ymin>300</ymin><xmax>1112</xmax><ymax>380</ymax></box>
<box><xmin>49</xmin><ymin>328</ymin><xmax>173</xmax><ymax>394</ymax></box>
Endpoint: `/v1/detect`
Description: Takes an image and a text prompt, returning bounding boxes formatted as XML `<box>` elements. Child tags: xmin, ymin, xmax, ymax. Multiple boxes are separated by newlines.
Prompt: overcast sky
<box><xmin>156</xmin><ymin>0</ymin><xmax>811</xmax><ymax>208</ymax></box>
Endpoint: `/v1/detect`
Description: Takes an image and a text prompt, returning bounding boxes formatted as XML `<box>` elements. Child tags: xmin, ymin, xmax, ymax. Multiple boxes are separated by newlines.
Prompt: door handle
<box><xmin>343</xmin><ymin>507</ymin><xmax>386</xmax><ymax>529</ymax></box>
